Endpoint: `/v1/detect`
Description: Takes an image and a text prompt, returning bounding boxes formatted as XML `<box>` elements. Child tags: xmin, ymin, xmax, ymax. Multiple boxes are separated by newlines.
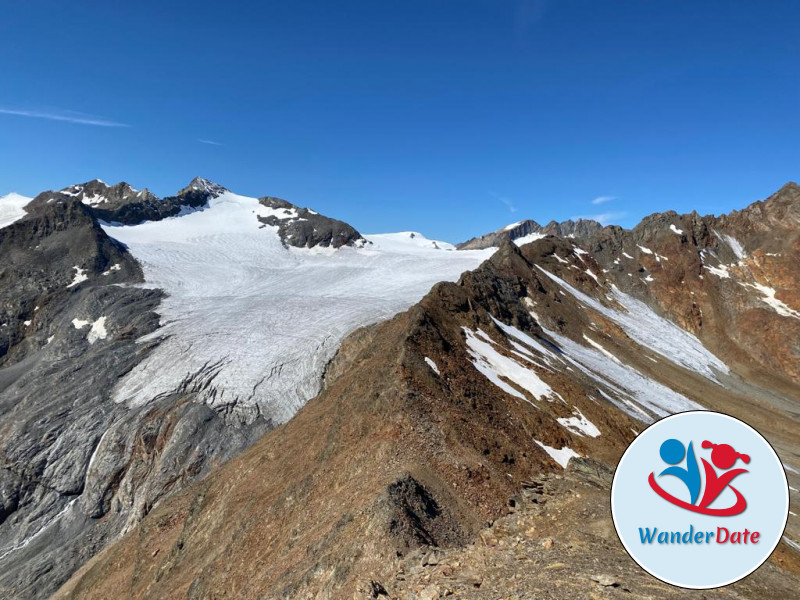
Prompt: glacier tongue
<box><xmin>103</xmin><ymin>191</ymin><xmax>493</xmax><ymax>424</ymax></box>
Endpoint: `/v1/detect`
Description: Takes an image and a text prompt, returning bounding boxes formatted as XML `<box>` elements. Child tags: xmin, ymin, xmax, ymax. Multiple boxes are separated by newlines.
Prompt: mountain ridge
<box><xmin>0</xmin><ymin>179</ymin><xmax>798</xmax><ymax>598</ymax></box>
<box><xmin>52</xmin><ymin>227</ymin><xmax>800</xmax><ymax>600</ymax></box>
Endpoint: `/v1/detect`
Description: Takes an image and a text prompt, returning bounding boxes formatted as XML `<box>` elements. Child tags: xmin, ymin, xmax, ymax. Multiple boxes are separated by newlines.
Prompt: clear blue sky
<box><xmin>1</xmin><ymin>1</ymin><xmax>798</xmax><ymax>242</ymax></box>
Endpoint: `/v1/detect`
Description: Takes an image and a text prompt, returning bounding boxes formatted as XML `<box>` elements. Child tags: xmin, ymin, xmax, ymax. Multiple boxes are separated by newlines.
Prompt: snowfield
<box><xmin>0</xmin><ymin>193</ymin><xmax>32</xmax><ymax>229</ymax></box>
<box><xmin>535</xmin><ymin>267</ymin><xmax>730</xmax><ymax>383</ymax></box>
<box><xmin>103</xmin><ymin>191</ymin><xmax>493</xmax><ymax>424</ymax></box>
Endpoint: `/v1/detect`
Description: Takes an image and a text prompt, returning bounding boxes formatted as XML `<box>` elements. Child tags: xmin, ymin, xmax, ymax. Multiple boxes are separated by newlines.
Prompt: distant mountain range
<box><xmin>0</xmin><ymin>179</ymin><xmax>798</xmax><ymax>598</ymax></box>
<box><xmin>457</xmin><ymin>217</ymin><xmax>604</xmax><ymax>249</ymax></box>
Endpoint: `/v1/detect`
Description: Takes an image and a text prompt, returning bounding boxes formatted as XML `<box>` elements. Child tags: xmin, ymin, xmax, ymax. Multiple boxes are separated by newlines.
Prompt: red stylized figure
<box><xmin>648</xmin><ymin>439</ymin><xmax>750</xmax><ymax>516</ymax></box>
<box><xmin>697</xmin><ymin>441</ymin><xmax>749</xmax><ymax>512</ymax></box>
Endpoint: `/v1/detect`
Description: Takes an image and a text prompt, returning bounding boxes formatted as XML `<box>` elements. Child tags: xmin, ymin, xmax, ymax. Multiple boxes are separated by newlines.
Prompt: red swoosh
<box><xmin>648</xmin><ymin>472</ymin><xmax>747</xmax><ymax>516</ymax></box>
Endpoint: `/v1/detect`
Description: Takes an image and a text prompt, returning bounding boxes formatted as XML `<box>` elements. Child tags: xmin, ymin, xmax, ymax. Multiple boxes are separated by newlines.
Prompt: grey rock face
<box><xmin>0</xmin><ymin>193</ymin><xmax>271</xmax><ymax>598</ymax></box>
<box><xmin>457</xmin><ymin>218</ymin><xmax>602</xmax><ymax>250</ymax></box>
<box><xmin>258</xmin><ymin>196</ymin><xmax>367</xmax><ymax>248</ymax></box>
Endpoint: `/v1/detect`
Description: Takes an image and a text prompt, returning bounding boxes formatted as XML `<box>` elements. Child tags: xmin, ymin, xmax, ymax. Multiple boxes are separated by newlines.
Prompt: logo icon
<box><xmin>648</xmin><ymin>439</ymin><xmax>750</xmax><ymax>516</ymax></box>
<box><xmin>611</xmin><ymin>411</ymin><xmax>790</xmax><ymax>589</ymax></box>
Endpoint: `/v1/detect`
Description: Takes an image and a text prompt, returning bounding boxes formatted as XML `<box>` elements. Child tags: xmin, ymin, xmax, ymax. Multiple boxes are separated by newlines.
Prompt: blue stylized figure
<box><xmin>658</xmin><ymin>439</ymin><xmax>701</xmax><ymax>505</ymax></box>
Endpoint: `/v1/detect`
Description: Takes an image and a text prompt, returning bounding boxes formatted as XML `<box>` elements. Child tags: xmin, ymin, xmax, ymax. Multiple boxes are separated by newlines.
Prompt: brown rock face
<box><xmin>54</xmin><ymin>196</ymin><xmax>800</xmax><ymax>598</ymax></box>
<box><xmin>582</xmin><ymin>182</ymin><xmax>800</xmax><ymax>383</ymax></box>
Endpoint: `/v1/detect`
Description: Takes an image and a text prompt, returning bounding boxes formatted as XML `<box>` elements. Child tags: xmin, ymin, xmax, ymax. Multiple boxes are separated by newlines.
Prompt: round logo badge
<box><xmin>611</xmin><ymin>411</ymin><xmax>789</xmax><ymax>589</ymax></box>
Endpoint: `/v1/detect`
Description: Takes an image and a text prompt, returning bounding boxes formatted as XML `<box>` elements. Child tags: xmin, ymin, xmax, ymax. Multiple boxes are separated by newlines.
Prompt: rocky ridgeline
<box><xmin>32</xmin><ymin>176</ymin><xmax>224</xmax><ymax>225</ymax></box>
<box><xmin>580</xmin><ymin>182</ymin><xmax>800</xmax><ymax>382</ymax></box>
<box><xmin>457</xmin><ymin>218</ymin><xmax>603</xmax><ymax>250</ymax></box>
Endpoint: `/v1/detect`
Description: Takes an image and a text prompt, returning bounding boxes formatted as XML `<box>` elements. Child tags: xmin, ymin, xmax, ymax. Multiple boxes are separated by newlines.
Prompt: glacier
<box><xmin>103</xmin><ymin>190</ymin><xmax>494</xmax><ymax>424</ymax></box>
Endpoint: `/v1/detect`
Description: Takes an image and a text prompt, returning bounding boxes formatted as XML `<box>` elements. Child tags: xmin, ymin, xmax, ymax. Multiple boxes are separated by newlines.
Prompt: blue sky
<box><xmin>1</xmin><ymin>1</ymin><xmax>798</xmax><ymax>242</ymax></box>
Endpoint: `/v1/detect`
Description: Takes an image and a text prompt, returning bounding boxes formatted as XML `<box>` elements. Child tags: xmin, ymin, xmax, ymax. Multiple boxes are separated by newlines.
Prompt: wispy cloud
<box><xmin>0</xmin><ymin>107</ymin><xmax>128</xmax><ymax>127</ymax></box>
<box><xmin>489</xmin><ymin>190</ymin><xmax>517</xmax><ymax>213</ymax></box>
<box><xmin>514</xmin><ymin>0</ymin><xmax>550</xmax><ymax>43</ymax></box>
<box><xmin>573</xmin><ymin>211</ymin><xmax>627</xmax><ymax>225</ymax></box>
<box><xmin>592</xmin><ymin>195</ymin><xmax>615</xmax><ymax>205</ymax></box>
<box><xmin>198</xmin><ymin>138</ymin><xmax>223</xmax><ymax>146</ymax></box>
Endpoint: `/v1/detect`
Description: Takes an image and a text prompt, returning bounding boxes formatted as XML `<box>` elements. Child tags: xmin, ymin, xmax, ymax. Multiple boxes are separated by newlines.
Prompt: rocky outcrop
<box><xmin>385</xmin><ymin>459</ymin><xmax>800</xmax><ymax>599</ymax></box>
<box><xmin>258</xmin><ymin>196</ymin><xmax>367</xmax><ymax>248</ymax></box>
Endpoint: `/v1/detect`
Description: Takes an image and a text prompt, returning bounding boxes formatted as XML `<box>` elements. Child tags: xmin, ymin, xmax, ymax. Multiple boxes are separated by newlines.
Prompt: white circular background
<box><xmin>611</xmin><ymin>411</ymin><xmax>789</xmax><ymax>589</ymax></box>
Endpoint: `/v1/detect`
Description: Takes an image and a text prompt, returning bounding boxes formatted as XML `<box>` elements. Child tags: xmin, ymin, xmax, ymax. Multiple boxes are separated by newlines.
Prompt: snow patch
<box><xmin>714</xmin><ymin>231</ymin><xmax>746</xmax><ymax>259</ymax></box>
<box><xmin>81</xmin><ymin>193</ymin><xmax>109</xmax><ymax>206</ymax></box>
<box><xmin>783</xmin><ymin>537</ymin><xmax>800</xmax><ymax>553</ymax></box>
<box><xmin>584</xmin><ymin>269</ymin><xmax>600</xmax><ymax>283</ymax></box>
<box><xmin>703</xmin><ymin>264</ymin><xmax>731</xmax><ymax>279</ymax></box>
<box><xmin>739</xmin><ymin>282</ymin><xmax>800</xmax><ymax>319</ymax></box>
<box><xmin>67</xmin><ymin>266</ymin><xmax>88</xmax><ymax>288</ymax></box>
<box><xmin>637</xmin><ymin>245</ymin><xmax>653</xmax><ymax>255</ymax></box>
<box><xmin>582</xmin><ymin>335</ymin><xmax>621</xmax><ymax>364</ymax></box>
<box><xmin>670</xmin><ymin>224</ymin><xmax>684</xmax><ymax>235</ymax></box>
<box><xmin>464</xmin><ymin>327</ymin><xmax>554</xmax><ymax>405</ymax></box>
<box><xmin>546</xmin><ymin>325</ymin><xmax>700</xmax><ymax>420</ymax></box>
<box><xmin>72</xmin><ymin>316</ymin><xmax>108</xmax><ymax>343</ymax></box>
<box><xmin>87</xmin><ymin>316</ymin><xmax>108</xmax><ymax>344</ymax></box>
<box><xmin>557</xmin><ymin>408</ymin><xmax>601</xmax><ymax>438</ymax></box>
<box><xmin>514</xmin><ymin>231</ymin><xmax>546</xmax><ymax>246</ymax></box>
<box><xmin>535</xmin><ymin>440</ymin><xmax>580</xmax><ymax>468</ymax></box>
<box><xmin>424</xmin><ymin>357</ymin><xmax>440</xmax><ymax>375</ymax></box>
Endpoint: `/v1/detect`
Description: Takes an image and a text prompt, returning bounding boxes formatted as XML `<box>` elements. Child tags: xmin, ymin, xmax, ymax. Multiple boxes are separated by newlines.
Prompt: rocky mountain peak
<box><xmin>178</xmin><ymin>176</ymin><xmax>228</xmax><ymax>198</ymax></box>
